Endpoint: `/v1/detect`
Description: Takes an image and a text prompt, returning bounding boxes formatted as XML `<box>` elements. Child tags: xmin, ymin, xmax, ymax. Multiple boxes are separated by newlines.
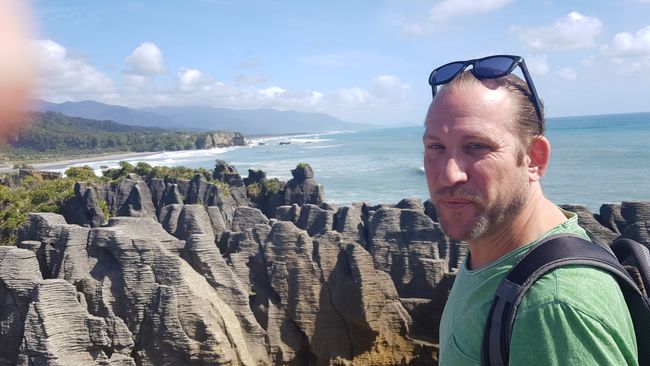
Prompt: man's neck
<box><xmin>467</xmin><ymin>190</ymin><xmax>568</xmax><ymax>270</ymax></box>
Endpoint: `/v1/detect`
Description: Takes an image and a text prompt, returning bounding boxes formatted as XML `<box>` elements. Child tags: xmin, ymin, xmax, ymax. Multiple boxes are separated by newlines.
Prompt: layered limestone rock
<box><xmin>296</xmin><ymin>204</ymin><xmax>334</xmax><ymax>237</ymax></box>
<box><xmin>61</xmin><ymin>183</ymin><xmax>106</xmax><ymax>227</ymax></box>
<box><xmin>275</xmin><ymin>204</ymin><xmax>301</xmax><ymax>224</ymax></box>
<box><xmin>560</xmin><ymin>204</ymin><xmax>619</xmax><ymax>244</ymax></box>
<box><xmin>18</xmin><ymin>279</ymin><xmax>118</xmax><ymax>365</ymax></box>
<box><xmin>0</xmin><ymin>247</ymin><xmax>42</xmax><ymax>365</ymax></box>
<box><xmin>231</xmin><ymin>206</ymin><xmax>269</xmax><ymax>232</ymax></box>
<box><xmin>597</xmin><ymin>203</ymin><xmax>627</xmax><ymax>234</ymax></box>
<box><xmin>283</xmin><ymin>164</ymin><xmax>325</xmax><ymax>206</ymax></box>
<box><xmin>365</xmin><ymin>201</ymin><xmax>448</xmax><ymax>298</ymax></box>
<box><xmin>5</xmin><ymin>160</ymin><xmax>649</xmax><ymax>366</ymax></box>
<box><xmin>252</xmin><ymin>221</ymin><xmax>416</xmax><ymax>365</ymax></box>
<box><xmin>333</xmin><ymin>204</ymin><xmax>366</xmax><ymax>248</ymax></box>
<box><xmin>11</xmin><ymin>213</ymin><xmax>270</xmax><ymax>365</ymax></box>
<box><xmin>197</xmin><ymin>132</ymin><xmax>245</xmax><ymax>149</ymax></box>
<box><xmin>11</xmin><ymin>210</ymin><xmax>423</xmax><ymax>365</ymax></box>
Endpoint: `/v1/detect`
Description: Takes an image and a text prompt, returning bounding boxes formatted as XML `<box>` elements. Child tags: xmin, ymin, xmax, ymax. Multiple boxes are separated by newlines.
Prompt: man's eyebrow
<box><xmin>462</xmin><ymin>133</ymin><xmax>490</xmax><ymax>140</ymax></box>
<box><xmin>422</xmin><ymin>133</ymin><xmax>490</xmax><ymax>141</ymax></box>
<box><xmin>422</xmin><ymin>133</ymin><xmax>440</xmax><ymax>140</ymax></box>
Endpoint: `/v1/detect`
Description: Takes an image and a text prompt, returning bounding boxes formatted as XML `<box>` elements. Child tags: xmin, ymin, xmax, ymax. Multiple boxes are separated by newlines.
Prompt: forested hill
<box><xmin>34</xmin><ymin>99</ymin><xmax>370</xmax><ymax>134</ymax></box>
<box><xmin>4</xmin><ymin>111</ymin><xmax>245</xmax><ymax>158</ymax></box>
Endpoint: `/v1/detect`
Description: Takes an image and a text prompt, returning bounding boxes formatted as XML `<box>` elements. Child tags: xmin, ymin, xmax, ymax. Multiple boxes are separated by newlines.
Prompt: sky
<box><xmin>23</xmin><ymin>0</ymin><xmax>650</xmax><ymax>125</ymax></box>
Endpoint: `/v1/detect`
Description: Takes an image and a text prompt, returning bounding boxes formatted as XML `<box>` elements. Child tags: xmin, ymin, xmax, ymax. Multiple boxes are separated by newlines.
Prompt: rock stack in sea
<box><xmin>1</xmin><ymin>162</ymin><xmax>648</xmax><ymax>365</ymax></box>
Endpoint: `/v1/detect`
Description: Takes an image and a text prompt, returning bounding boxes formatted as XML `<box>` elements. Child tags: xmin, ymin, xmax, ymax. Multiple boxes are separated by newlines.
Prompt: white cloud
<box><xmin>176</xmin><ymin>67</ymin><xmax>214</xmax><ymax>91</ymax></box>
<box><xmin>370</xmin><ymin>75</ymin><xmax>411</xmax><ymax>103</ymax></box>
<box><xmin>600</xmin><ymin>26</ymin><xmax>650</xmax><ymax>73</ymax></box>
<box><xmin>512</xmin><ymin>12</ymin><xmax>603</xmax><ymax>51</ymax></box>
<box><xmin>125</xmin><ymin>42</ymin><xmax>166</xmax><ymax>75</ymax></box>
<box><xmin>402</xmin><ymin>0</ymin><xmax>512</xmax><ymax>35</ymax></box>
<box><xmin>526</xmin><ymin>54</ymin><xmax>549</xmax><ymax>75</ymax></box>
<box><xmin>601</xmin><ymin>26</ymin><xmax>650</xmax><ymax>58</ymax></box>
<box><xmin>31</xmin><ymin>39</ymin><xmax>411</xmax><ymax>124</ymax></box>
<box><xmin>123</xmin><ymin>74</ymin><xmax>147</xmax><ymax>89</ymax></box>
<box><xmin>558</xmin><ymin>67</ymin><xmax>577</xmax><ymax>81</ymax></box>
<box><xmin>31</xmin><ymin>39</ymin><xmax>115</xmax><ymax>100</ymax></box>
<box><xmin>258</xmin><ymin>86</ymin><xmax>286</xmax><ymax>98</ymax></box>
<box><xmin>335</xmin><ymin>87</ymin><xmax>373</xmax><ymax>105</ymax></box>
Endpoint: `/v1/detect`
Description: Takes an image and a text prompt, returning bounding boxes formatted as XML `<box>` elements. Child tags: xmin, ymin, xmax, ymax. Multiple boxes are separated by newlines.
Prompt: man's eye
<box><xmin>426</xmin><ymin>143</ymin><xmax>444</xmax><ymax>150</ymax></box>
<box><xmin>466</xmin><ymin>143</ymin><xmax>489</xmax><ymax>151</ymax></box>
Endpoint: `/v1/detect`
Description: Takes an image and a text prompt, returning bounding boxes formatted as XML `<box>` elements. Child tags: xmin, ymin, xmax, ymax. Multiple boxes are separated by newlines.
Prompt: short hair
<box><xmin>443</xmin><ymin>70</ymin><xmax>545</xmax><ymax>144</ymax></box>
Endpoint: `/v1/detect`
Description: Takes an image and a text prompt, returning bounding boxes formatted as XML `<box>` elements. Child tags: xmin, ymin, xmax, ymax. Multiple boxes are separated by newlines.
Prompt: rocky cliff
<box><xmin>1</xmin><ymin>163</ymin><xmax>648</xmax><ymax>365</ymax></box>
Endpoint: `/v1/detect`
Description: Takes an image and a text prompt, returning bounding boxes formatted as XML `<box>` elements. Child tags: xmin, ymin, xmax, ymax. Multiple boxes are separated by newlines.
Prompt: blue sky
<box><xmin>28</xmin><ymin>0</ymin><xmax>650</xmax><ymax>125</ymax></box>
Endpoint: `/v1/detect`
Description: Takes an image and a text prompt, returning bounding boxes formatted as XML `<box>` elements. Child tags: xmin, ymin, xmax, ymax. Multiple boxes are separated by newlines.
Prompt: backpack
<box><xmin>480</xmin><ymin>234</ymin><xmax>650</xmax><ymax>366</ymax></box>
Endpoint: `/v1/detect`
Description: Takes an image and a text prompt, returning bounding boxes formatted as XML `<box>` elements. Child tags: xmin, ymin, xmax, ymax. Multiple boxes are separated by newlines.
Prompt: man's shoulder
<box><xmin>518</xmin><ymin>264</ymin><xmax>629</xmax><ymax>323</ymax></box>
<box><xmin>510</xmin><ymin>265</ymin><xmax>637</xmax><ymax>366</ymax></box>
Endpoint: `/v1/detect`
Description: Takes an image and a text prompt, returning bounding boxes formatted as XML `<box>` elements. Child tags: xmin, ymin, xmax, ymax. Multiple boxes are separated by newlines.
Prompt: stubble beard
<box><xmin>435</xmin><ymin>181</ymin><xmax>528</xmax><ymax>242</ymax></box>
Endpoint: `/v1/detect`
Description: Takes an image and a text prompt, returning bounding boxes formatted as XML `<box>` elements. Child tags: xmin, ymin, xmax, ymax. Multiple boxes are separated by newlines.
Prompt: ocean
<box><xmin>51</xmin><ymin>112</ymin><xmax>650</xmax><ymax>212</ymax></box>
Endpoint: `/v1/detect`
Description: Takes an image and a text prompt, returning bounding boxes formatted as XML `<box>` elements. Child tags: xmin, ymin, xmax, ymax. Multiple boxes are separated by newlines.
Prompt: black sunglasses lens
<box><xmin>474</xmin><ymin>57</ymin><xmax>516</xmax><ymax>78</ymax></box>
<box><xmin>430</xmin><ymin>62</ymin><xmax>466</xmax><ymax>85</ymax></box>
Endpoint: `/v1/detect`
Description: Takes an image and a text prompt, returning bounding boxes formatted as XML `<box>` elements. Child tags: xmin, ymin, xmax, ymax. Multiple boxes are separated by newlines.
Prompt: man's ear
<box><xmin>527</xmin><ymin>136</ymin><xmax>551</xmax><ymax>182</ymax></box>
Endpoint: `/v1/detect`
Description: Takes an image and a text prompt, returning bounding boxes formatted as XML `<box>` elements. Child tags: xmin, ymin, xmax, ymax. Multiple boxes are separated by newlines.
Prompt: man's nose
<box><xmin>439</xmin><ymin>157</ymin><xmax>468</xmax><ymax>187</ymax></box>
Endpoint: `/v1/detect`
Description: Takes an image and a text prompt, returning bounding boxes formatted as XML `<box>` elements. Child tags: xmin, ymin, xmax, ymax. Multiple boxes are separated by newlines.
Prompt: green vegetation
<box><xmin>296</xmin><ymin>162</ymin><xmax>310</xmax><ymax>170</ymax></box>
<box><xmin>263</xmin><ymin>178</ymin><xmax>282</xmax><ymax>195</ymax></box>
<box><xmin>246</xmin><ymin>182</ymin><xmax>262</xmax><ymax>199</ymax></box>
<box><xmin>65</xmin><ymin>165</ymin><xmax>99</xmax><ymax>182</ymax></box>
<box><xmin>4</xmin><ymin>111</ymin><xmax>244</xmax><ymax>161</ymax></box>
<box><xmin>102</xmin><ymin>161</ymin><xmax>212</xmax><ymax>182</ymax></box>
<box><xmin>98</xmin><ymin>199</ymin><xmax>110</xmax><ymax>219</ymax></box>
<box><xmin>213</xmin><ymin>180</ymin><xmax>231</xmax><ymax>198</ymax></box>
<box><xmin>0</xmin><ymin>175</ymin><xmax>76</xmax><ymax>246</ymax></box>
<box><xmin>0</xmin><ymin>160</ymin><xmax>266</xmax><ymax>245</ymax></box>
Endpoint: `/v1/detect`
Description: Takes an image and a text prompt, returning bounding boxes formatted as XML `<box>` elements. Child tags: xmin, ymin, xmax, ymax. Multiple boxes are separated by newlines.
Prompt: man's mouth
<box><xmin>437</xmin><ymin>197</ymin><xmax>475</xmax><ymax>210</ymax></box>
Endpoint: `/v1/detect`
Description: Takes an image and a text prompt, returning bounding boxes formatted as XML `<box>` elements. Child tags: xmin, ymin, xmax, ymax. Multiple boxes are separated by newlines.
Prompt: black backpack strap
<box><xmin>480</xmin><ymin>234</ymin><xmax>645</xmax><ymax>366</ymax></box>
<box><xmin>611</xmin><ymin>238</ymin><xmax>650</xmax><ymax>366</ymax></box>
<box><xmin>612</xmin><ymin>238</ymin><xmax>650</xmax><ymax>297</ymax></box>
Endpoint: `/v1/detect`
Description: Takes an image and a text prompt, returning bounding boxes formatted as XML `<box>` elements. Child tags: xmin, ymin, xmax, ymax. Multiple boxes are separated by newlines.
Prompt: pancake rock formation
<box><xmin>1</xmin><ymin>162</ymin><xmax>648</xmax><ymax>365</ymax></box>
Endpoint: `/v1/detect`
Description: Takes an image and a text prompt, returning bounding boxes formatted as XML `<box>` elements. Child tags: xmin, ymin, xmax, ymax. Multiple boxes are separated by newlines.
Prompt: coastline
<box><xmin>0</xmin><ymin>131</ymin><xmax>324</xmax><ymax>174</ymax></box>
<box><xmin>0</xmin><ymin>151</ymin><xmax>160</xmax><ymax>173</ymax></box>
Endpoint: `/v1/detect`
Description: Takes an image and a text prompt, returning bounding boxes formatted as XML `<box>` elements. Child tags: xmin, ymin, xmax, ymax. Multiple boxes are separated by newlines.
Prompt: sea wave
<box><xmin>287</xmin><ymin>138</ymin><xmax>333</xmax><ymax>144</ymax></box>
<box><xmin>301</xmin><ymin>144</ymin><xmax>342</xmax><ymax>149</ymax></box>
<box><xmin>248</xmin><ymin>132</ymin><xmax>330</xmax><ymax>145</ymax></box>
<box><xmin>52</xmin><ymin>146</ymin><xmax>242</xmax><ymax>175</ymax></box>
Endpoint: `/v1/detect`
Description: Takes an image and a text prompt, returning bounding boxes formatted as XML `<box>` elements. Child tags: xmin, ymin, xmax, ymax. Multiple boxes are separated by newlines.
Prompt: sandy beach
<box><xmin>0</xmin><ymin>151</ymin><xmax>159</xmax><ymax>173</ymax></box>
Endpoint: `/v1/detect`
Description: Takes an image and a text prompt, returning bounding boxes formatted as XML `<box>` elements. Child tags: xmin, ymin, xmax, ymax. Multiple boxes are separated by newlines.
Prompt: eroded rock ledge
<box><xmin>1</xmin><ymin>163</ymin><xmax>647</xmax><ymax>365</ymax></box>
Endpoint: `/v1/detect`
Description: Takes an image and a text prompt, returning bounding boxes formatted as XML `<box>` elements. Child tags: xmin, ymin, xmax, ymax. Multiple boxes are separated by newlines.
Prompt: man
<box><xmin>422</xmin><ymin>56</ymin><xmax>637</xmax><ymax>365</ymax></box>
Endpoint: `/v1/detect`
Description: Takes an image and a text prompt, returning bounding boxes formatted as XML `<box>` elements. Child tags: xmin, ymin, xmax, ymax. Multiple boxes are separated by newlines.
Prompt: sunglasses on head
<box><xmin>428</xmin><ymin>55</ymin><xmax>544</xmax><ymax>131</ymax></box>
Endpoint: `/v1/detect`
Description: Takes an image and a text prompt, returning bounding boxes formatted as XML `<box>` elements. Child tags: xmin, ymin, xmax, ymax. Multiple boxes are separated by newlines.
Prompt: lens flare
<box><xmin>0</xmin><ymin>0</ymin><xmax>36</xmax><ymax>141</ymax></box>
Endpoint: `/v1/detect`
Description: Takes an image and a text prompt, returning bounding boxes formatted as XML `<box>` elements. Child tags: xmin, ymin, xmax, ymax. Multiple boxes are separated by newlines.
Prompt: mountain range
<box><xmin>32</xmin><ymin>100</ymin><xmax>369</xmax><ymax>135</ymax></box>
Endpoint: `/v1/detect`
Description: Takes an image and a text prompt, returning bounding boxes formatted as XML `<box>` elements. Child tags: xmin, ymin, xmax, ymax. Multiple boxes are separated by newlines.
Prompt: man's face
<box><xmin>422</xmin><ymin>83</ymin><xmax>530</xmax><ymax>242</ymax></box>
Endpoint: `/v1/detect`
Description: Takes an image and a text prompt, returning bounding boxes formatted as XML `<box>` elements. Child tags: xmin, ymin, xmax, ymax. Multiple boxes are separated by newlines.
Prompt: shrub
<box><xmin>213</xmin><ymin>180</ymin><xmax>231</xmax><ymax>197</ymax></box>
<box><xmin>246</xmin><ymin>182</ymin><xmax>262</xmax><ymax>199</ymax></box>
<box><xmin>0</xmin><ymin>177</ymin><xmax>75</xmax><ymax>246</ymax></box>
<box><xmin>118</xmin><ymin>161</ymin><xmax>135</xmax><ymax>174</ymax></box>
<box><xmin>263</xmin><ymin>178</ymin><xmax>282</xmax><ymax>195</ymax></box>
<box><xmin>101</xmin><ymin>167</ymin><xmax>124</xmax><ymax>180</ymax></box>
<box><xmin>134</xmin><ymin>162</ymin><xmax>153</xmax><ymax>176</ymax></box>
<box><xmin>65</xmin><ymin>165</ymin><xmax>97</xmax><ymax>181</ymax></box>
<box><xmin>98</xmin><ymin>199</ymin><xmax>110</xmax><ymax>219</ymax></box>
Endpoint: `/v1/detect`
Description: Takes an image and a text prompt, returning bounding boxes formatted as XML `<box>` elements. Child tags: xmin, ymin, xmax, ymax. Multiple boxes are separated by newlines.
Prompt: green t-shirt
<box><xmin>438</xmin><ymin>211</ymin><xmax>637</xmax><ymax>365</ymax></box>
